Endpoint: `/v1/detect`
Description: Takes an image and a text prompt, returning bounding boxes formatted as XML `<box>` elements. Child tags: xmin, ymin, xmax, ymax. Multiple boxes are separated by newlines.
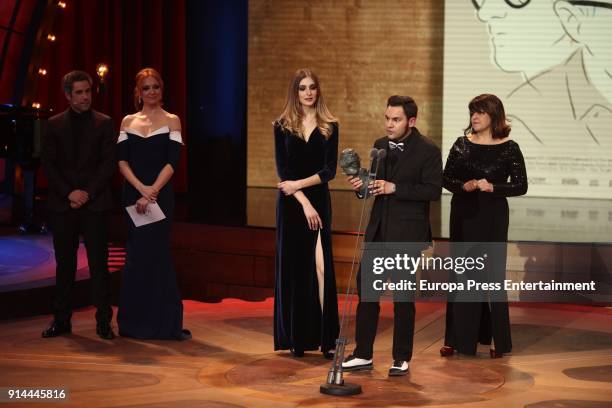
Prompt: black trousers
<box><xmin>48</xmin><ymin>209</ymin><xmax>112</xmax><ymax>324</ymax></box>
<box><xmin>443</xmin><ymin>242</ymin><xmax>512</xmax><ymax>354</ymax></box>
<box><xmin>444</xmin><ymin>301</ymin><xmax>512</xmax><ymax>355</ymax></box>
<box><xmin>353</xmin><ymin>231</ymin><xmax>417</xmax><ymax>362</ymax></box>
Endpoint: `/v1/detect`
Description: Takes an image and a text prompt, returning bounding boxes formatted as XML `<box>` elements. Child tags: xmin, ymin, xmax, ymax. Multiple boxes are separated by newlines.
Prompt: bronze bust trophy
<box><xmin>339</xmin><ymin>148</ymin><xmax>369</xmax><ymax>197</ymax></box>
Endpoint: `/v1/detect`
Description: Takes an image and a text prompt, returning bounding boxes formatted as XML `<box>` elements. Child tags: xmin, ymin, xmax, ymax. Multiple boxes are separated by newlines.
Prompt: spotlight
<box><xmin>38</xmin><ymin>68</ymin><xmax>47</xmax><ymax>76</ymax></box>
<box><xmin>47</xmin><ymin>34</ymin><xmax>56</xmax><ymax>42</ymax></box>
<box><xmin>32</xmin><ymin>102</ymin><xmax>41</xmax><ymax>109</ymax></box>
<box><xmin>57</xmin><ymin>1</ymin><xmax>66</xmax><ymax>9</ymax></box>
<box><xmin>96</xmin><ymin>63</ymin><xmax>109</xmax><ymax>94</ymax></box>
<box><xmin>96</xmin><ymin>63</ymin><xmax>109</xmax><ymax>81</ymax></box>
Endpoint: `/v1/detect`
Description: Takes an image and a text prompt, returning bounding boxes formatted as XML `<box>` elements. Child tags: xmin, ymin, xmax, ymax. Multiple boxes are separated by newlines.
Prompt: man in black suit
<box><xmin>41</xmin><ymin>70</ymin><xmax>116</xmax><ymax>339</ymax></box>
<box><xmin>342</xmin><ymin>95</ymin><xmax>442</xmax><ymax>376</ymax></box>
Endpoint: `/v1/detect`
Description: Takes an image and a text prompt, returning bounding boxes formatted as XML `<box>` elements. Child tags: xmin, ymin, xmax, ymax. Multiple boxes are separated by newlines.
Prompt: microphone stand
<box><xmin>320</xmin><ymin>148</ymin><xmax>385</xmax><ymax>396</ymax></box>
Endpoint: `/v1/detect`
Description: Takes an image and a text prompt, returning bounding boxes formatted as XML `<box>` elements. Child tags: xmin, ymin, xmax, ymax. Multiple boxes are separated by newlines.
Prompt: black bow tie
<box><xmin>389</xmin><ymin>141</ymin><xmax>404</xmax><ymax>151</ymax></box>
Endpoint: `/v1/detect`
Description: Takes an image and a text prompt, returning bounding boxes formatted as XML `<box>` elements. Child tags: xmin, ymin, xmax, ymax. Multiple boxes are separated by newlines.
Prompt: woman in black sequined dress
<box><xmin>440</xmin><ymin>94</ymin><xmax>527</xmax><ymax>358</ymax></box>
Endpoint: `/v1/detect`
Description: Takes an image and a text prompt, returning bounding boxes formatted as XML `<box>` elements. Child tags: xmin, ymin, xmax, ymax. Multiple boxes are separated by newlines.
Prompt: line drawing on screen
<box><xmin>473</xmin><ymin>0</ymin><xmax>612</xmax><ymax>148</ymax></box>
<box><xmin>442</xmin><ymin>0</ymin><xmax>612</xmax><ymax>239</ymax></box>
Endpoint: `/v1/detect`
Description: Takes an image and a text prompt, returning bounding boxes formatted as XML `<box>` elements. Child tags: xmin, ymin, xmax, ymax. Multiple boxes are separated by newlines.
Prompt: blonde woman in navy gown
<box><xmin>117</xmin><ymin>68</ymin><xmax>190</xmax><ymax>340</ymax></box>
<box><xmin>274</xmin><ymin>68</ymin><xmax>340</xmax><ymax>358</ymax></box>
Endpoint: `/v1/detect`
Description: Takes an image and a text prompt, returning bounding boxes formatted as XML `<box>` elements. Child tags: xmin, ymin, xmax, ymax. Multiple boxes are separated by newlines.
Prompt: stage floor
<box><xmin>0</xmin><ymin>299</ymin><xmax>611</xmax><ymax>407</ymax></box>
<box><xmin>0</xmin><ymin>234</ymin><xmax>124</xmax><ymax>292</ymax></box>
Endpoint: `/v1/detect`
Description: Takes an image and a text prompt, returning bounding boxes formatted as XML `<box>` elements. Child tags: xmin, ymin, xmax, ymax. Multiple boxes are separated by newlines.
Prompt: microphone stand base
<box><xmin>320</xmin><ymin>383</ymin><xmax>362</xmax><ymax>396</ymax></box>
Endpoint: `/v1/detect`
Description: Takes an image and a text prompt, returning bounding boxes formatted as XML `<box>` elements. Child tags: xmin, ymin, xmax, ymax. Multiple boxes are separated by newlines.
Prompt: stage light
<box><xmin>96</xmin><ymin>63</ymin><xmax>109</xmax><ymax>94</ymax></box>
<box><xmin>38</xmin><ymin>68</ymin><xmax>47</xmax><ymax>76</ymax></box>
<box><xmin>32</xmin><ymin>103</ymin><xmax>41</xmax><ymax>109</ymax></box>
<box><xmin>96</xmin><ymin>63</ymin><xmax>109</xmax><ymax>81</ymax></box>
<box><xmin>57</xmin><ymin>1</ymin><xmax>66</xmax><ymax>9</ymax></box>
<box><xmin>47</xmin><ymin>34</ymin><xmax>56</xmax><ymax>42</ymax></box>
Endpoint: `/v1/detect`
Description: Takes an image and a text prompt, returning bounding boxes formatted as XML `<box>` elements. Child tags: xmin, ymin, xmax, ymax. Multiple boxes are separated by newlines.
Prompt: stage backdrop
<box><xmin>247</xmin><ymin>0</ymin><xmax>444</xmax><ymax>190</ymax></box>
<box><xmin>441</xmin><ymin>0</ymin><xmax>612</xmax><ymax>242</ymax></box>
<box><xmin>443</xmin><ymin>1</ymin><xmax>612</xmax><ymax>200</ymax></box>
<box><xmin>246</xmin><ymin>1</ymin><xmax>611</xmax><ymax>243</ymax></box>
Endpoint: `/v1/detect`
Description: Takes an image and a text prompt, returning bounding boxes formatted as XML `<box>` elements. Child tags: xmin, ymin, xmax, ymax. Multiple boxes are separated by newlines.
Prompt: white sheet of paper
<box><xmin>125</xmin><ymin>202</ymin><xmax>166</xmax><ymax>227</ymax></box>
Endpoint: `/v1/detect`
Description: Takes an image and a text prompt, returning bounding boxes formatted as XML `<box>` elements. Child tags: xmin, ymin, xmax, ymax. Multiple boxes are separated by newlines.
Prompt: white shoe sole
<box><xmin>342</xmin><ymin>362</ymin><xmax>373</xmax><ymax>372</ymax></box>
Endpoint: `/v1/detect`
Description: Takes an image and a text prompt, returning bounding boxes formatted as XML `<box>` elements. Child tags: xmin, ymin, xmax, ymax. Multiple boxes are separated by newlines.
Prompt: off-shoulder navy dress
<box><xmin>273</xmin><ymin>121</ymin><xmax>340</xmax><ymax>354</ymax></box>
<box><xmin>117</xmin><ymin>126</ymin><xmax>185</xmax><ymax>340</ymax></box>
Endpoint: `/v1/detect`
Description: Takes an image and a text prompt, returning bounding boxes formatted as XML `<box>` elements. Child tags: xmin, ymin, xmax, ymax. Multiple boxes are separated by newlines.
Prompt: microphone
<box><xmin>321</xmin><ymin>147</ymin><xmax>387</xmax><ymax>396</ymax></box>
<box><xmin>369</xmin><ymin>148</ymin><xmax>386</xmax><ymax>160</ymax></box>
<box><xmin>369</xmin><ymin>148</ymin><xmax>386</xmax><ymax>176</ymax></box>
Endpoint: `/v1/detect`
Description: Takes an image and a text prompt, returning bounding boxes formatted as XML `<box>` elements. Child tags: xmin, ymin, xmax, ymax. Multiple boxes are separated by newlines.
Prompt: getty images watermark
<box><xmin>359</xmin><ymin>243</ymin><xmax>608</xmax><ymax>303</ymax></box>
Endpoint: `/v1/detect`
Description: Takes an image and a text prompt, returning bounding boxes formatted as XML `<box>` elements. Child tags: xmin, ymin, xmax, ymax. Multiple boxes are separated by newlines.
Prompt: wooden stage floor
<box><xmin>0</xmin><ymin>298</ymin><xmax>611</xmax><ymax>407</ymax></box>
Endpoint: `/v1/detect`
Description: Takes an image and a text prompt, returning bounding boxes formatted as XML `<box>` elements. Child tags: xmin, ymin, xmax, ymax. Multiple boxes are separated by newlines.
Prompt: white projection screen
<box><xmin>442</xmin><ymin>0</ymin><xmax>612</xmax><ymax>242</ymax></box>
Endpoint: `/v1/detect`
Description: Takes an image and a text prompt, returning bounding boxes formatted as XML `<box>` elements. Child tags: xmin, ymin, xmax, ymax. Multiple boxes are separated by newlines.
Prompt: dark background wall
<box><xmin>185</xmin><ymin>0</ymin><xmax>247</xmax><ymax>225</ymax></box>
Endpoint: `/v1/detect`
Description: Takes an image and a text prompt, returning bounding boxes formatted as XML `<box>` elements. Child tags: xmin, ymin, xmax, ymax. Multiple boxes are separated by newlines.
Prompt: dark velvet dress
<box><xmin>273</xmin><ymin>121</ymin><xmax>340</xmax><ymax>353</ymax></box>
<box><xmin>117</xmin><ymin>126</ymin><xmax>185</xmax><ymax>340</ymax></box>
<box><xmin>443</xmin><ymin>136</ymin><xmax>527</xmax><ymax>354</ymax></box>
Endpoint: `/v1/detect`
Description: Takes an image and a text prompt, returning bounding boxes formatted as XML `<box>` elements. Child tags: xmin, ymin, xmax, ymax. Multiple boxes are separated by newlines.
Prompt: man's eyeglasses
<box><xmin>471</xmin><ymin>0</ymin><xmax>612</xmax><ymax>10</ymax></box>
<box><xmin>471</xmin><ymin>0</ymin><xmax>530</xmax><ymax>9</ymax></box>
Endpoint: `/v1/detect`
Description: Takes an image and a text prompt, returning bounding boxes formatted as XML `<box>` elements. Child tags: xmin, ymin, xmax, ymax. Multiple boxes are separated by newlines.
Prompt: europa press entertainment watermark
<box><xmin>359</xmin><ymin>242</ymin><xmax>605</xmax><ymax>303</ymax></box>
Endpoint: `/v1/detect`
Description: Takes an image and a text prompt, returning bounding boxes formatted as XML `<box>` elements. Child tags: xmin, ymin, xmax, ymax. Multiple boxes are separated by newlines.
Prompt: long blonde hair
<box><xmin>277</xmin><ymin>68</ymin><xmax>337</xmax><ymax>139</ymax></box>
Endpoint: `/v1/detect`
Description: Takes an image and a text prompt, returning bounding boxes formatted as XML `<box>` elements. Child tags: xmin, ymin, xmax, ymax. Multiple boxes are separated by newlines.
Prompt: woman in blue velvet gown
<box><xmin>274</xmin><ymin>68</ymin><xmax>340</xmax><ymax>358</ymax></box>
<box><xmin>117</xmin><ymin>68</ymin><xmax>190</xmax><ymax>340</ymax></box>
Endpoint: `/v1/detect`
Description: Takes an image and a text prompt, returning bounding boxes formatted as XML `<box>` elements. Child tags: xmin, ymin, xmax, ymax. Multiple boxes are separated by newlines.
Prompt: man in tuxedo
<box><xmin>342</xmin><ymin>95</ymin><xmax>442</xmax><ymax>376</ymax></box>
<box><xmin>41</xmin><ymin>70</ymin><xmax>116</xmax><ymax>339</ymax></box>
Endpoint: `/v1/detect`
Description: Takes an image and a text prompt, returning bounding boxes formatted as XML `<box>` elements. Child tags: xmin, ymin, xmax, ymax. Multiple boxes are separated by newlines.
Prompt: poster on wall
<box><xmin>442</xmin><ymin>0</ymin><xmax>612</xmax><ymax>242</ymax></box>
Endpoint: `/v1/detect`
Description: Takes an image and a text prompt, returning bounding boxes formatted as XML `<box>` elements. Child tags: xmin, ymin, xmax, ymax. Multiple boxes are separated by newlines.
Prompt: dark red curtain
<box><xmin>34</xmin><ymin>0</ymin><xmax>188</xmax><ymax>191</ymax></box>
<box><xmin>0</xmin><ymin>0</ymin><xmax>39</xmax><ymax>103</ymax></box>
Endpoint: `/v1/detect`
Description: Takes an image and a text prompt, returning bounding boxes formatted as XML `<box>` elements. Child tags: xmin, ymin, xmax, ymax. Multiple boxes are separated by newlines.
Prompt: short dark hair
<box><xmin>62</xmin><ymin>70</ymin><xmax>92</xmax><ymax>94</ymax></box>
<box><xmin>464</xmin><ymin>94</ymin><xmax>511</xmax><ymax>139</ymax></box>
<box><xmin>387</xmin><ymin>95</ymin><xmax>418</xmax><ymax>119</ymax></box>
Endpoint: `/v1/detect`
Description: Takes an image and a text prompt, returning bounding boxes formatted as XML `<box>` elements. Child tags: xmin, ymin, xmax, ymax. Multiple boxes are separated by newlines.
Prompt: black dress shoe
<box><xmin>322</xmin><ymin>349</ymin><xmax>335</xmax><ymax>360</ymax></box>
<box><xmin>42</xmin><ymin>321</ymin><xmax>72</xmax><ymax>338</ymax></box>
<box><xmin>178</xmin><ymin>329</ymin><xmax>192</xmax><ymax>341</ymax></box>
<box><xmin>290</xmin><ymin>347</ymin><xmax>304</xmax><ymax>357</ymax></box>
<box><xmin>96</xmin><ymin>322</ymin><xmax>115</xmax><ymax>340</ymax></box>
<box><xmin>388</xmin><ymin>360</ymin><xmax>409</xmax><ymax>376</ymax></box>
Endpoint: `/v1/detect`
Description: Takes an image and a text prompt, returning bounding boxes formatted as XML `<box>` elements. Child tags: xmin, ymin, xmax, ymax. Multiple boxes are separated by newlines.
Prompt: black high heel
<box><xmin>178</xmin><ymin>329</ymin><xmax>192</xmax><ymax>340</ymax></box>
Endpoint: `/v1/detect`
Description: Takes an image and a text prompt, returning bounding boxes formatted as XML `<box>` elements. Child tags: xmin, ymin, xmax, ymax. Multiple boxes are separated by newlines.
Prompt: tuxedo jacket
<box><xmin>364</xmin><ymin>128</ymin><xmax>442</xmax><ymax>243</ymax></box>
<box><xmin>42</xmin><ymin>109</ymin><xmax>116</xmax><ymax>212</ymax></box>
